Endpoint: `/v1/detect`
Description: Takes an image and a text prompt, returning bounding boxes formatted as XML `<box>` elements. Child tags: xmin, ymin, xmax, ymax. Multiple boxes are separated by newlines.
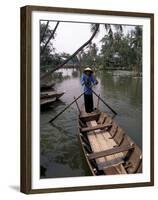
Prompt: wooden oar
<box><xmin>49</xmin><ymin>85</ymin><xmax>117</xmax><ymax>123</ymax></box>
<box><xmin>49</xmin><ymin>91</ymin><xmax>85</xmax><ymax>123</ymax></box>
<box><xmin>91</xmin><ymin>89</ymin><xmax>117</xmax><ymax>116</ymax></box>
<box><xmin>49</xmin><ymin>85</ymin><xmax>95</xmax><ymax>123</ymax></box>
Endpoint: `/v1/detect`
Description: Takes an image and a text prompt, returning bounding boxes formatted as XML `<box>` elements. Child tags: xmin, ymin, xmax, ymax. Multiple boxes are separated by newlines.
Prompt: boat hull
<box><xmin>77</xmin><ymin>110</ymin><xmax>142</xmax><ymax>176</ymax></box>
<box><xmin>40</xmin><ymin>92</ymin><xmax>64</xmax><ymax>108</ymax></box>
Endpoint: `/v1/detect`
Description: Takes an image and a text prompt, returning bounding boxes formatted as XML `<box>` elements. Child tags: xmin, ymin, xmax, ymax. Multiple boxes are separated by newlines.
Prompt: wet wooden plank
<box><xmin>87</xmin><ymin>120</ymin><xmax>127</xmax><ymax>174</ymax></box>
<box><xmin>40</xmin><ymin>91</ymin><xmax>64</xmax><ymax>99</ymax></box>
<box><xmin>103</xmin><ymin>166</ymin><xmax>118</xmax><ymax>174</ymax></box>
<box><xmin>41</xmin><ymin>91</ymin><xmax>57</xmax><ymax>96</ymax></box>
<box><xmin>86</xmin><ymin>121</ymin><xmax>107</xmax><ymax>168</ymax></box>
<box><xmin>80</xmin><ymin>112</ymin><xmax>100</xmax><ymax>122</ymax></box>
<box><xmin>101</xmin><ymin>132</ymin><xmax>127</xmax><ymax>174</ymax></box>
<box><xmin>87</xmin><ymin>134</ymin><xmax>106</xmax><ymax>166</ymax></box>
<box><xmin>88</xmin><ymin>145</ymin><xmax>134</xmax><ymax>160</ymax></box>
<box><xmin>95</xmin><ymin>131</ymin><xmax>126</xmax><ymax>171</ymax></box>
<box><xmin>81</xmin><ymin>123</ymin><xmax>112</xmax><ymax>133</ymax></box>
<box><xmin>40</xmin><ymin>97</ymin><xmax>56</xmax><ymax>105</ymax></box>
<box><xmin>98</xmin><ymin>157</ymin><xmax>124</xmax><ymax>170</ymax></box>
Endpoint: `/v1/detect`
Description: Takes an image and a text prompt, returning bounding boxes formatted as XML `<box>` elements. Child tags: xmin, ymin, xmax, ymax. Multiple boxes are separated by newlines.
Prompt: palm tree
<box><xmin>41</xmin><ymin>21</ymin><xmax>60</xmax><ymax>55</ymax></box>
<box><xmin>130</xmin><ymin>26</ymin><xmax>142</xmax><ymax>72</ymax></box>
<box><xmin>100</xmin><ymin>24</ymin><xmax>123</xmax><ymax>40</ymax></box>
<box><xmin>40</xmin><ymin>22</ymin><xmax>60</xmax><ymax>68</ymax></box>
<box><xmin>40</xmin><ymin>21</ymin><xmax>49</xmax><ymax>43</ymax></box>
<box><xmin>40</xmin><ymin>23</ymin><xmax>123</xmax><ymax>80</ymax></box>
<box><xmin>77</xmin><ymin>49</ymin><xmax>84</xmax><ymax>67</ymax></box>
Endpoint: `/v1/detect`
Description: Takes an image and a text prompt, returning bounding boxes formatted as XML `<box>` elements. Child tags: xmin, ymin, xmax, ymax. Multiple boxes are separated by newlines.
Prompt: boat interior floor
<box><xmin>79</xmin><ymin>110</ymin><xmax>142</xmax><ymax>175</ymax></box>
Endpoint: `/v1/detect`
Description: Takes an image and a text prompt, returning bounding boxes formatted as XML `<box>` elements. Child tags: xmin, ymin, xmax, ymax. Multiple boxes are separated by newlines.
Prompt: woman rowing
<box><xmin>81</xmin><ymin>67</ymin><xmax>98</xmax><ymax>113</ymax></box>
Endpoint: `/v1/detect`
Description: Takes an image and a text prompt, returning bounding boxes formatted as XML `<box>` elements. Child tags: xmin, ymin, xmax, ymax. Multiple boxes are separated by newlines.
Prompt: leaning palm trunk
<box><xmin>41</xmin><ymin>21</ymin><xmax>60</xmax><ymax>55</ymax></box>
<box><xmin>41</xmin><ymin>24</ymin><xmax>99</xmax><ymax>80</ymax></box>
<box><xmin>40</xmin><ymin>21</ymin><xmax>49</xmax><ymax>44</ymax></box>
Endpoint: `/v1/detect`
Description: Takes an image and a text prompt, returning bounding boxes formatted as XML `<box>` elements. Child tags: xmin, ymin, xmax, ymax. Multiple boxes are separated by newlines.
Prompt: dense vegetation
<box><xmin>40</xmin><ymin>22</ymin><xmax>142</xmax><ymax>74</ymax></box>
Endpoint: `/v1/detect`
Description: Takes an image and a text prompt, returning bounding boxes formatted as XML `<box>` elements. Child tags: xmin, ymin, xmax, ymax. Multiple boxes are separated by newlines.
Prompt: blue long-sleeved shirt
<box><xmin>81</xmin><ymin>73</ymin><xmax>97</xmax><ymax>95</ymax></box>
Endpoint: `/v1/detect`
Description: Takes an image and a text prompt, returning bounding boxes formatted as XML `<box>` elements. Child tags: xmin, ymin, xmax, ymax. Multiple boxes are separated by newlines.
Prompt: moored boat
<box><xmin>40</xmin><ymin>92</ymin><xmax>64</xmax><ymax>108</ymax></box>
<box><xmin>40</xmin><ymin>82</ymin><xmax>55</xmax><ymax>91</ymax></box>
<box><xmin>40</xmin><ymin>91</ymin><xmax>64</xmax><ymax>99</ymax></box>
<box><xmin>41</xmin><ymin>97</ymin><xmax>56</xmax><ymax>108</ymax></box>
<box><xmin>78</xmin><ymin>109</ymin><xmax>142</xmax><ymax>175</ymax></box>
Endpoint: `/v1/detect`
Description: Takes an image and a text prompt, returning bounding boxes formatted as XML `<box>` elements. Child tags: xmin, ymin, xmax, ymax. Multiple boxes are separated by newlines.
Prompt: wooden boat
<box><xmin>78</xmin><ymin>109</ymin><xmax>142</xmax><ymax>175</ymax></box>
<box><xmin>41</xmin><ymin>97</ymin><xmax>56</xmax><ymax>107</ymax></box>
<box><xmin>40</xmin><ymin>82</ymin><xmax>55</xmax><ymax>91</ymax></box>
<box><xmin>40</xmin><ymin>91</ymin><xmax>64</xmax><ymax>99</ymax></box>
<box><xmin>40</xmin><ymin>92</ymin><xmax>64</xmax><ymax>108</ymax></box>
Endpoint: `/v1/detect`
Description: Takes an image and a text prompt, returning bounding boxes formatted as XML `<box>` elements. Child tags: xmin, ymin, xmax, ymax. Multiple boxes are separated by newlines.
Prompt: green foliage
<box><xmin>40</xmin><ymin>21</ymin><xmax>142</xmax><ymax>74</ymax></box>
<box><xmin>130</xmin><ymin>26</ymin><xmax>142</xmax><ymax>71</ymax></box>
<box><xmin>77</xmin><ymin>24</ymin><xmax>142</xmax><ymax>73</ymax></box>
<box><xmin>77</xmin><ymin>43</ymin><xmax>98</xmax><ymax>67</ymax></box>
<box><xmin>40</xmin><ymin>23</ymin><xmax>61</xmax><ymax>67</ymax></box>
<box><xmin>99</xmin><ymin>25</ymin><xmax>142</xmax><ymax>71</ymax></box>
<box><xmin>40</xmin><ymin>22</ymin><xmax>80</xmax><ymax>69</ymax></box>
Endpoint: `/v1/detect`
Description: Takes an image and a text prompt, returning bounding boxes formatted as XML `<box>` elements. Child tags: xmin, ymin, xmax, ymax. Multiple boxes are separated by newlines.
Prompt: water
<box><xmin>40</xmin><ymin>68</ymin><xmax>142</xmax><ymax>178</ymax></box>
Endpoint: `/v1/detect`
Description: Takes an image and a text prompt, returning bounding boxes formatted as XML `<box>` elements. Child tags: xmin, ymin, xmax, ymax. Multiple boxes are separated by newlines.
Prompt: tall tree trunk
<box><xmin>40</xmin><ymin>21</ymin><xmax>49</xmax><ymax>43</ymax></box>
<box><xmin>41</xmin><ymin>24</ymin><xmax>99</xmax><ymax>80</ymax></box>
<box><xmin>41</xmin><ymin>21</ymin><xmax>60</xmax><ymax>55</ymax></box>
<box><xmin>78</xmin><ymin>54</ymin><xmax>82</xmax><ymax>67</ymax></box>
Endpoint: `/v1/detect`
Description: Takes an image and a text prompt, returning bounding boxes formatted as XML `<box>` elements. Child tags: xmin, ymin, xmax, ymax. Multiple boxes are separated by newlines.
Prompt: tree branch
<box><xmin>41</xmin><ymin>21</ymin><xmax>60</xmax><ymax>55</ymax></box>
<box><xmin>41</xmin><ymin>24</ymin><xmax>99</xmax><ymax>80</ymax></box>
<box><xmin>40</xmin><ymin>21</ymin><xmax>49</xmax><ymax>44</ymax></box>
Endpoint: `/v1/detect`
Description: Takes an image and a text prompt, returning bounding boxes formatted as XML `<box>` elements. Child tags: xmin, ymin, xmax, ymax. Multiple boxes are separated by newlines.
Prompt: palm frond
<box><xmin>104</xmin><ymin>24</ymin><xmax>111</xmax><ymax>31</ymax></box>
<box><xmin>90</xmin><ymin>23</ymin><xmax>100</xmax><ymax>37</ymax></box>
<box><xmin>113</xmin><ymin>24</ymin><xmax>123</xmax><ymax>33</ymax></box>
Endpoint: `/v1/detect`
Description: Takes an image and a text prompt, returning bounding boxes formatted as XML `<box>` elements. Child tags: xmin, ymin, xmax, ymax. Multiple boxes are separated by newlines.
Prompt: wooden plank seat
<box><xmin>104</xmin><ymin>166</ymin><xmax>121</xmax><ymax>174</ymax></box>
<box><xmin>40</xmin><ymin>97</ymin><xmax>56</xmax><ymax>105</ymax></box>
<box><xmin>80</xmin><ymin>112</ymin><xmax>100</xmax><ymax>122</ymax></box>
<box><xmin>80</xmin><ymin>123</ymin><xmax>112</xmax><ymax>133</ymax></box>
<box><xmin>41</xmin><ymin>91</ymin><xmax>55</xmax><ymax>96</ymax></box>
<box><xmin>97</xmin><ymin>157</ymin><xmax>124</xmax><ymax>170</ymax></box>
<box><xmin>87</xmin><ymin>145</ymin><xmax>134</xmax><ymax>160</ymax></box>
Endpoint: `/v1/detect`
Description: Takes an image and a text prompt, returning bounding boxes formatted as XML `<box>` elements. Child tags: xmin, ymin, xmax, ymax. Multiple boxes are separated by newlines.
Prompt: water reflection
<box><xmin>40</xmin><ymin>68</ymin><xmax>142</xmax><ymax>178</ymax></box>
<box><xmin>98</xmin><ymin>70</ymin><xmax>142</xmax><ymax>107</ymax></box>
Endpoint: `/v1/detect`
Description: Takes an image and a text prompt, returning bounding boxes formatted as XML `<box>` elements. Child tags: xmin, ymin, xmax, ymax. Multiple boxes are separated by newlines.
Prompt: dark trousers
<box><xmin>84</xmin><ymin>94</ymin><xmax>94</xmax><ymax>113</ymax></box>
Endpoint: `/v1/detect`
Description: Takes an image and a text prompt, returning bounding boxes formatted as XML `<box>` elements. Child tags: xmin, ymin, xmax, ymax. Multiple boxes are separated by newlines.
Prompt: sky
<box><xmin>41</xmin><ymin>21</ymin><xmax>135</xmax><ymax>54</ymax></box>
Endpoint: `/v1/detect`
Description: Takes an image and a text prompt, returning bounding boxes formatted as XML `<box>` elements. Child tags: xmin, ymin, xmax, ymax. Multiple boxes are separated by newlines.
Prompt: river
<box><xmin>40</xmin><ymin>68</ymin><xmax>142</xmax><ymax>178</ymax></box>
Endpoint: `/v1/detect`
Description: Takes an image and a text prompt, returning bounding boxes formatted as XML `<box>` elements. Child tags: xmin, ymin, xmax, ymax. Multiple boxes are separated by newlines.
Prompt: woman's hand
<box><xmin>95</xmin><ymin>80</ymin><xmax>98</xmax><ymax>85</ymax></box>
